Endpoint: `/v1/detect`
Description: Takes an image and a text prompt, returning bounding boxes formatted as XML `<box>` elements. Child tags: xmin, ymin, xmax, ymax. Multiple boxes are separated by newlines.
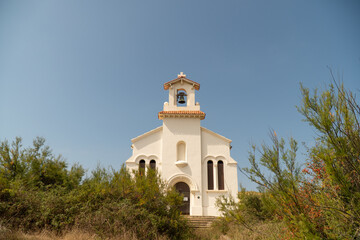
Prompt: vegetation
<box><xmin>1</xmin><ymin>72</ymin><xmax>359</xmax><ymax>239</ymax></box>
<box><xmin>0</xmin><ymin>137</ymin><xmax>191</xmax><ymax>239</ymax></box>
<box><xmin>216</xmin><ymin>75</ymin><xmax>360</xmax><ymax>239</ymax></box>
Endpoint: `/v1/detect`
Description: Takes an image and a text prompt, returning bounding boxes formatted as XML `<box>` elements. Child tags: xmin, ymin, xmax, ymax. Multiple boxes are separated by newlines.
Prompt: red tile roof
<box><xmin>163</xmin><ymin>77</ymin><xmax>200</xmax><ymax>90</ymax></box>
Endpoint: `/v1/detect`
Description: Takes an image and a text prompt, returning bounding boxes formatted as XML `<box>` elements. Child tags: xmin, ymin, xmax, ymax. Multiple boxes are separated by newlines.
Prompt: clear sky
<box><xmin>1</xmin><ymin>0</ymin><xmax>359</xmax><ymax>190</ymax></box>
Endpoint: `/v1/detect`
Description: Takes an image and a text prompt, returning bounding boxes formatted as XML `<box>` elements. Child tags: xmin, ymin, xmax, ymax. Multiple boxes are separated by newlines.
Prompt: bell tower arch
<box><xmin>176</xmin><ymin>89</ymin><xmax>187</xmax><ymax>106</ymax></box>
<box><xmin>161</xmin><ymin>72</ymin><xmax>202</xmax><ymax>112</ymax></box>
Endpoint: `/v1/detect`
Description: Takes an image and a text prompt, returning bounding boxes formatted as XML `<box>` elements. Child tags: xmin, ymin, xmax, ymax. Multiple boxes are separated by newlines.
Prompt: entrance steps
<box><xmin>183</xmin><ymin>216</ymin><xmax>218</xmax><ymax>228</ymax></box>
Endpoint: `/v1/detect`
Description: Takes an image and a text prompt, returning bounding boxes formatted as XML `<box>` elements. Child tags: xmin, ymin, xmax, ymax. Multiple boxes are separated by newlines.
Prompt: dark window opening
<box><xmin>207</xmin><ymin>160</ymin><xmax>214</xmax><ymax>190</ymax></box>
<box><xmin>139</xmin><ymin>160</ymin><xmax>145</xmax><ymax>176</ymax></box>
<box><xmin>150</xmin><ymin>160</ymin><xmax>156</xmax><ymax>170</ymax></box>
<box><xmin>218</xmin><ymin>161</ymin><xmax>224</xmax><ymax>190</ymax></box>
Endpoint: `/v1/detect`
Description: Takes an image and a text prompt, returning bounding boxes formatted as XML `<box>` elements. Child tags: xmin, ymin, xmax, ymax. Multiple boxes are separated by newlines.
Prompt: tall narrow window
<box><xmin>207</xmin><ymin>160</ymin><xmax>214</xmax><ymax>190</ymax></box>
<box><xmin>218</xmin><ymin>161</ymin><xmax>224</xmax><ymax>190</ymax></box>
<box><xmin>177</xmin><ymin>141</ymin><xmax>186</xmax><ymax>161</ymax></box>
<box><xmin>139</xmin><ymin>160</ymin><xmax>145</xmax><ymax>176</ymax></box>
<box><xmin>150</xmin><ymin>160</ymin><xmax>156</xmax><ymax>170</ymax></box>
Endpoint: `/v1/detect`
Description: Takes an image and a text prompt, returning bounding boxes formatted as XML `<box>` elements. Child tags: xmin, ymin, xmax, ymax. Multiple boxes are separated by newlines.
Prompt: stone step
<box><xmin>183</xmin><ymin>216</ymin><xmax>218</xmax><ymax>228</ymax></box>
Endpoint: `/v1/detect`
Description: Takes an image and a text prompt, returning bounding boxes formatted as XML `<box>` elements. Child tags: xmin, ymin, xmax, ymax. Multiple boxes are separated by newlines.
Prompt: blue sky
<box><xmin>0</xmin><ymin>0</ymin><xmax>359</xmax><ymax>190</ymax></box>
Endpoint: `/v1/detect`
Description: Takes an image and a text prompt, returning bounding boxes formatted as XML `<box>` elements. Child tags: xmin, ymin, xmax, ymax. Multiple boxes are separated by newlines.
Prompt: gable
<box><xmin>128</xmin><ymin>126</ymin><xmax>163</xmax><ymax>162</ymax></box>
<box><xmin>200</xmin><ymin>127</ymin><xmax>232</xmax><ymax>143</ymax></box>
<box><xmin>163</xmin><ymin>77</ymin><xmax>200</xmax><ymax>90</ymax></box>
<box><xmin>131</xmin><ymin>126</ymin><xmax>163</xmax><ymax>143</ymax></box>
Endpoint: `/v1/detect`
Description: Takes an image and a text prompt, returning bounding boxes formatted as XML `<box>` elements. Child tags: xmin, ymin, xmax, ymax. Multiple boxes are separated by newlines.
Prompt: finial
<box><xmin>178</xmin><ymin>72</ymin><xmax>186</xmax><ymax>78</ymax></box>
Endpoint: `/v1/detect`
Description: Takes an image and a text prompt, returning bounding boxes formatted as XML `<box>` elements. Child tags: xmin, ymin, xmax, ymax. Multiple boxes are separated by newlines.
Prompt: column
<box><xmin>213</xmin><ymin>162</ymin><xmax>218</xmax><ymax>190</ymax></box>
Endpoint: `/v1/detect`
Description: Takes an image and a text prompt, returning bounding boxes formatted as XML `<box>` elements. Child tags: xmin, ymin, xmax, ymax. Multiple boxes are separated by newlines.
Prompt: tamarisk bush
<box><xmin>235</xmin><ymin>75</ymin><xmax>359</xmax><ymax>239</ymax></box>
<box><xmin>297</xmin><ymin>74</ymin><xmax>360</xmax><ymax>239</ymax></box>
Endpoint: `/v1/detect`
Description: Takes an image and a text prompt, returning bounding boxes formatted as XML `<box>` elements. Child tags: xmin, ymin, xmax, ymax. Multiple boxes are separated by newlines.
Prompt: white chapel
<box><xmin>126</xmin><ymin>73</ymin><xmax>238</xmax><ymax>216</ymax></box>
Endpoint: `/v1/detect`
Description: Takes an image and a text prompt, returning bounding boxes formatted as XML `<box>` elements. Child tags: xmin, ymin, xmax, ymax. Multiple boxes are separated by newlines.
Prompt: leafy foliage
<box><xmin>236</xmin><ymin>75</ymin><xmax>360</xmax><ymax>239</ymax></box>
<box><xmin>0</xmin><ymin>137</ymin><xmax>191</xmax><ymax>239</ymax></box>
<box><xmin>297</xmin><ymin>75</ymin><xmax>360</xmax><ymax>239</ymax></box>
<box><xmin>215</xmin><ymin>187</ymin><xmax>275</xmax><ymax>235</ymax></box>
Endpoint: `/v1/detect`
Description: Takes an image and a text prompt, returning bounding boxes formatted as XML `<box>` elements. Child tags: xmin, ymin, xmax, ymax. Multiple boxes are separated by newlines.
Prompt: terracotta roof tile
<box><xmin>158</xmin><ymin>110</ymin><xmax>205</xmax><ymax>120</ymax></box>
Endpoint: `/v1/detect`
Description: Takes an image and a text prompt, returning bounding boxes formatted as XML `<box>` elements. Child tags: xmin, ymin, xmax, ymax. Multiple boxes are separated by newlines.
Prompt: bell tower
<box><xmin>158</xmin><ymin>72</ymin><xmax>205</xmax><ymax>216</ymax></box>
<box><xmin>159</xmin><ymin>72</ymin><xmax>205</xmax><ymax>118</ymax></box>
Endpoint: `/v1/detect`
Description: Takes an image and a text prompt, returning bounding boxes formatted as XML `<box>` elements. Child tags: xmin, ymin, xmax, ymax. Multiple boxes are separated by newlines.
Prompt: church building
<box><xmin>126</xmin><ymin>73</ymin><xmax>238</xmax><ymax>216</ymax></box>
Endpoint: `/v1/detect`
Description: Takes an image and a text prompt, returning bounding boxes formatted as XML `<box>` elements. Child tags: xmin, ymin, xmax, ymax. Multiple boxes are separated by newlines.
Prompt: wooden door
<box><xmin>175</xmin><ymin>182</ymin><xmax>190</xmax><ymax>215</ymax></box>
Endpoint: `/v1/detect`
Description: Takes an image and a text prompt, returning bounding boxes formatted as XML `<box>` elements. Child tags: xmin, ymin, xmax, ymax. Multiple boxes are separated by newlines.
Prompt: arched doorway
<box><xmin>174</xmin><ymin>182</ymin><xmax>190</xmax><ymax>215</ymax></box>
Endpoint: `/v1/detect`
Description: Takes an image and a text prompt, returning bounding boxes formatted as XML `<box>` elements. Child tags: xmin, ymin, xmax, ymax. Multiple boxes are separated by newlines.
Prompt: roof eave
<box><xmin>201</xmin><ymin>127</ymin><xmax>232</xmax><ymax>143</ymax></box>
<box><xmin>163</xmin><ymin>77</ymin><xmax>200</xmax><ymax>90</ymax></box>
<box><xmin>131</xmin><ymin>126</ymin><xmax>163</xmax><ymax>143</ymax></box>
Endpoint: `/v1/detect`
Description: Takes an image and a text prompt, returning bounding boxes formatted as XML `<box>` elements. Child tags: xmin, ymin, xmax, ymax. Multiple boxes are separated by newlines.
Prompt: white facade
<box><xmin>126</xmin><ymin>73</ymin><xmax>238</xmax><ymax>216</ymax></box>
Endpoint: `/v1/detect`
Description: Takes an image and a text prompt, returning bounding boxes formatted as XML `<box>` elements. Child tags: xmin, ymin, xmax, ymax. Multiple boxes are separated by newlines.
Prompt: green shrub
<box><xmin>238</xmin><ymin>77</ymin><xmax>360</xmax><ymax>239</ymax></box>
<box><xmin>215</xmin><ymin>186</ymin><xmax>275</xmax><ymax>235</ymax></box>
<box><xmin>0</xmin><ymin>137</ymin><xmax>191</xmax><ymax>239</ymax></box>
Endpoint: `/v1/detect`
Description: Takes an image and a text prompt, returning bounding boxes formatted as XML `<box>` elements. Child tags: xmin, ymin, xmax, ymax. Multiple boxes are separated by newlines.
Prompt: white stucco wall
<box><xmin>161</xmin><ymin>117</ymin><xmax>203</xmax><ymax>215</ymax></box>
<box><xmin>126</xmin><ymin>127</ymin><xmax>162</xmax><ymax>172</ymax></box>
<box><xmin>200</xmin><ymin>128</ymin><xmax>238</xmax><ymax>216</ymax></box>
<box><xmin>126</xmin><ymin>124</ymin><xmax>238</xmax><ymax>216</ymax></box>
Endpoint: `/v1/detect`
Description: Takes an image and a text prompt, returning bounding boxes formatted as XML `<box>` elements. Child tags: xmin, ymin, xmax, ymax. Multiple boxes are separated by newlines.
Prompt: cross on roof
<box><xmin>178</xmin><ymin>72</ymin><xmax>186</xmax><ymax>78</ymax></box>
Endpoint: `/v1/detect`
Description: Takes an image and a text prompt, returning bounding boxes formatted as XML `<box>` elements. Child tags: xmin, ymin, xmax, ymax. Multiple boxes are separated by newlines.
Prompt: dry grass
<box><xmin>0</xmin><ymin>228</ymin><xmax>143</xmax><ymax>240</ymax></box>
<box><xmin>1</xmin><ymin>222</ymin><xmax>285</xmax><ymax>240</ymax></box>
<box><xmin>193</xmin><ymin>221</ymin><xmax>286</xmax><ymax>240</ymax></box>
<box><xmin>226</xmin><ymin>221</ymin><xmax>285</xmax><ymax>240</ymax></box>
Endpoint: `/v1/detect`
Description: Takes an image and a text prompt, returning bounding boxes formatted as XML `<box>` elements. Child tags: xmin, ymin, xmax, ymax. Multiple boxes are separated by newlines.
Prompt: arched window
<box><xmin>139</xmin><ymin>160</ymin><xmax>145</xmax><ymax>176</ymax></box>
<box><xmin>150</xmin><ymin>160</ymin><xmax>156</xmax><ymax>170</ymax></box>
<box><xmin>177</xmin><ymin>141</ymin><xmax>186</xmax><ymax>161</ymax></box>
<box><xmin>207</xmin><ymin>160</ymin><xmax>214</xmax><ymax>190</ymax></box>
<box><xmin>218</xmin><ymin>160</ymin><xmax>224</xmax><ymax>190</ymax></box>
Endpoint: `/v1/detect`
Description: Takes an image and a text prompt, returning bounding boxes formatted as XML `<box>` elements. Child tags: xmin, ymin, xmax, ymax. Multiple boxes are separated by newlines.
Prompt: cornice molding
<box><xmin>158</xmin><ymin>110</ymin><xmax>206</xmax><ymax>120</ymax></box>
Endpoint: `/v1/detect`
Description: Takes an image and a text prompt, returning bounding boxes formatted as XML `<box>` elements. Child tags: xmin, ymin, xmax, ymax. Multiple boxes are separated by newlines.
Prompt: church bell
<box><xmin>178</xmin><ymin>95</ymin><xmax>186</xmax><ymax>104</ymax></box>
<box><xmin>177</xmin><ymin>92</ymin><xmax>187</xmax><ymax>104</ymax></box>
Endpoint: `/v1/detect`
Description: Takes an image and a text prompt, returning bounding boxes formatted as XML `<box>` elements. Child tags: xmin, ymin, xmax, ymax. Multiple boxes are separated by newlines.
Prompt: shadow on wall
<box><xmin>164</xmin><ymin>119</ymin><xmax>200</xmax><ymax>135</ymax></box>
